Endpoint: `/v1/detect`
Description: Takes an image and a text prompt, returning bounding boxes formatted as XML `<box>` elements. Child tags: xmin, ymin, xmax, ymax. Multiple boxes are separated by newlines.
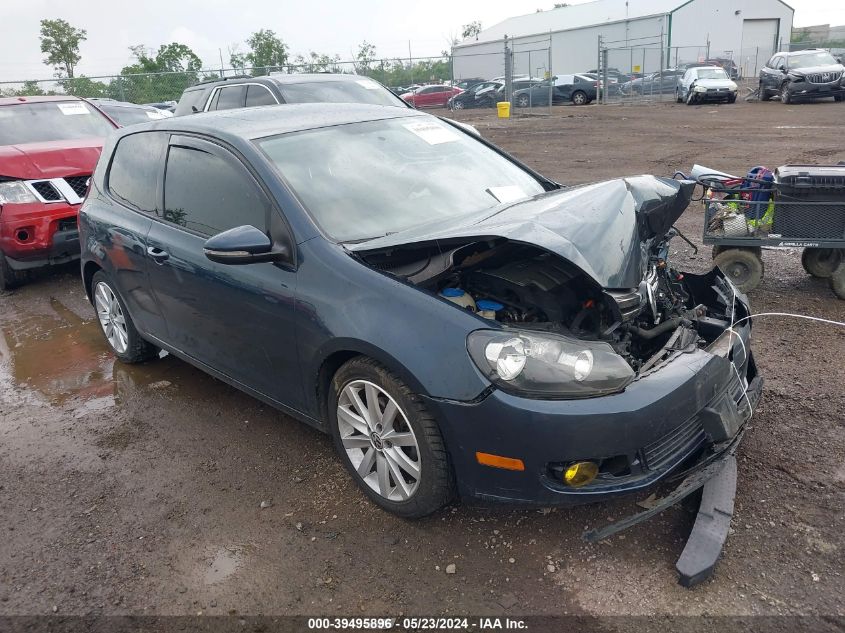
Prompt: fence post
<box><xmin>503</xmin><ymin>35</ymin><xmax>512</xmax><ymax>107</ymax></box>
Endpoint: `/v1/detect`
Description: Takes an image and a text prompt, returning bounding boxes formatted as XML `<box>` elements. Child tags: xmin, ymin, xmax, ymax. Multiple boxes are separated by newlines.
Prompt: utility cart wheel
<box><xmin>711</xmin><ymin>245</ymin><xmax>762</xmax><ymax>260</ymax></box>
<box><xmin>830</xmin><ymin>261</ymin><xmax>845</xmax><ymax>300</ymax></box>
<box><xmin>801</xmin><ymin>248</ymin><xmax>843</xmax><ymax>279</ymax></box>
<box><xmin>714</xmin><ymin>248</ymin><xmax>764</xmax><ymax>293</ymax></box>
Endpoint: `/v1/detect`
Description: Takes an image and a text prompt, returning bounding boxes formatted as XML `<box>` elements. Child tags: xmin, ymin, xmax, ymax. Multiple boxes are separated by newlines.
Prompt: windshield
<box><xmin>0</xmin><ymin>101</ymin><xmax>113</xmax><ymax>145</ymax></box>
<box><xmin>99</xmin><ymin>104</ymin><xmax>166</xmax><ymax>126</ymax></box>
<box><xmin>257</xmin><ymin>117</ymin><xmax>546</xmax><ymax>242</ymax></box>
<box><xmin>278</xmin><ymin>79</ymin><xmax>406</xmax><ymax>108</ymax></box>
<box><xmin>790</xmin><ymin>51</ymin><xmax>839</xmax><ymax>68</ymax></box>
<box><xmin>695</xmin><ymin>68</ymin><xmax>729</xmax><ymax>80</ymax></box>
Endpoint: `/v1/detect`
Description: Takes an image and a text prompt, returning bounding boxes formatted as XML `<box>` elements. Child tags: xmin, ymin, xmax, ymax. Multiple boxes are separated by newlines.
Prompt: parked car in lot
<box><xmin>759</xmin><ymin>49</ymin><xmax>845</xmax><ymax>103</ymax></box>
<box><xmin>455</xmin><ymin>77</ymin><xmax>486</xmax><ymax>91</ymax></box>
<box><xmin>0</xmin><ymin>96</ymin><xmax>116</xmax><ymax>289</ymax></box>
<box><xmin>448</xmin><ymin>81</ymin><xmax>500</xmax><ymax>110</ymax></box>
<box><xmin>400</xmin><ymin>84</ymin><xmax>463</xmax><ymax>108</ymax></box>
<box><xmin>705</xmin><ymin>58</ymin><xmax>741</xmax><ymax>80</ymax></box>
<box><xmin>676</xmin><ymin>66</ymin><xmax>738</xmax><ymax>104</ymax></box>
<box><xmin>80</xmin><ymin>103</ymin><xmax>761</xmax><ymax>518</ymax></box>
<box><xmin>474</xmin><ymin>80</ymin><xmax>540</xmax><ymax>108</ymax></box>
<box><xmin>175</xmin><ymin>73</ymin><xmax>408</xmax><ymax>116</ymax></box>
<box><xmin>585</xmin><ymin>68</ymin><xmax>632</xmax><ymax>83</ymax></box>
<box><xmin>620</xmin><ymin>69</ymin><xmax>684</xmax><ymax>95</ymax></box>
<box><xmin>144</xmin><ymin>100</ymin><xmax>177</xmax><ymax>113</ymax></box>
<box><xmin>90</xmin><ymin>99</ymin><xmax>173</xmax><ymax>126</ymax></box>
<box><xmin>514</xmin><ymin>75</ymin><xmax>597</xmax><ymax>106</ymax></box>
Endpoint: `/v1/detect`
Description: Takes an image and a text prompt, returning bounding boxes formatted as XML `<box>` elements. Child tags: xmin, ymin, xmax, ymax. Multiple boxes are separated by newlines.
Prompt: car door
<box><xmin>144</xmin><ymin>134</ymin><xmax>304</xmax><ymax>409</ymax></box>
<box><xmin>415</xmin><ymin>87</ymin><xmax>435</xmax><ymax>107</ymax></box>
<box><xmin>762</xmin><ymin>56</ymin><xmax>781</xmax><ymax>90</ymax></box>
<box><xmin>101</xmin><ymin>131</ymin><xmax>170</xmax><ymax>338</ymax></box>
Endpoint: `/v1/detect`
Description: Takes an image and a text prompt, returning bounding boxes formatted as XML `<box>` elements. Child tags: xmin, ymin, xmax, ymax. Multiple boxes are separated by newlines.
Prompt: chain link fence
<box><xmin>0</xmin><ymin>57</ymin><xmax>454</xmax><ymax>105</ymax></box>
<box><xmin>598</xmin><ymin>37</ymin><xmax>739</xmax><ymax>104</ymax></box>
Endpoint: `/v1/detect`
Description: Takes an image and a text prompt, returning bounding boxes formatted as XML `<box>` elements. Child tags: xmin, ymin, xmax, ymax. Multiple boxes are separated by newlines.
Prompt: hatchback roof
<box><xmin>185</xmin><ymin>73</ymin><xmax>382</xmax><ymax>91</ymax></box>
<box><xmin>136</xmin><ymin>102</ymin><xmax>426</xmax><ymax>141</ymax></box>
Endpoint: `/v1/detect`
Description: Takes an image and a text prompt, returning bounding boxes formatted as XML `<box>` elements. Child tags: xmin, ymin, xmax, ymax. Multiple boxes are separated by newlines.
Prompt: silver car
<box><xmin>676</xmin><ymin>66</ymin><xmax>738</xmax><ymax>104</ymax></box>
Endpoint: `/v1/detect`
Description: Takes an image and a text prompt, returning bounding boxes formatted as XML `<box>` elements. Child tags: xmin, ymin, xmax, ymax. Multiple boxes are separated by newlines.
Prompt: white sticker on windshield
<box><xmin>355</xmin><ymin>79</ymin><xmax>381</xmax><ymax>90</ymax></box>
<box><xmin>487</xmin><ymin>186</ymin><xmax>528</xmax><ymax>204</ymax></box>
<box><xmin>403</xmin><ymin>121</ymin><xmax>459</xmax><ymax>145</ymax></box>
<box><xmin>57</xmin><ymin>102</ymin><xmax>90</xmax><ymax>116</ymax></box>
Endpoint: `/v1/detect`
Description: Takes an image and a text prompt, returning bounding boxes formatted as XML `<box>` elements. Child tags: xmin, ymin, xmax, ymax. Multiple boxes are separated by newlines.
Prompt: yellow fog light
<box><xmin>563</xmin><ymin>461</ymin><xmax>599</xmax><ymax>487</ymax></box>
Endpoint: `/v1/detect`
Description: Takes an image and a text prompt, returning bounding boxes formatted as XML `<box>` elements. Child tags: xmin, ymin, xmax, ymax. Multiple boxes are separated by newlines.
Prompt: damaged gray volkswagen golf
<box><xmin>80</xmin><ymin>103</ymin><xmax>762</xmax><ymax>524</ymax></box>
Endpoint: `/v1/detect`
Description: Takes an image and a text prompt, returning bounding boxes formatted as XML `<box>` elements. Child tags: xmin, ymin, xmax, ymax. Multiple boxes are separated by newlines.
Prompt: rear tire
<box><xmin>714</xmin><ymin>248</ymin><xmax>764</xmax><ymax>293</ymax></box>
<box><xmin>517</xmin><ymin>94</ymin><xmax>530</xmax><ymax>107</ymax></box>
<box><xmin>802</xmin><ymin>248</ymin><xmax>843</xmax><ymax>278</ymax></box>
<box><xmin>571</xmin><ymin>90</ymin><xmax>587</xmax><ymax>106</ymax></box>
<box><xmin>328</xmin><ymin>357</ymin><xmax>454</xmax><ymax>519</ymax></box>
<box><xmin>91</xmin><ymin>271</ymin><xmax>159</xmax><ymax>363</ymax></box>
<box><xmin>835</xmin><ymin>95</ymin><xmax>844</xmax><ymax>102</ymax></box>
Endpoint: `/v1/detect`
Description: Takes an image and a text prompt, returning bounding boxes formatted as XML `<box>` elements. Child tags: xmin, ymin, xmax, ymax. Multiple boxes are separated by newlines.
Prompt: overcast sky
<box><xmin>1</xmin><ymin>0</ymin><xmax>843</xmax><ymax>82</ymax></box>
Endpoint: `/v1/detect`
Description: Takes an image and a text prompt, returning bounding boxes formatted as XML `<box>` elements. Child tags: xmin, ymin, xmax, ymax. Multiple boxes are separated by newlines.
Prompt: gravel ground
<box><xmin>0</xmin><ymin>98</ymin><xmax>843</xmax><ymax>623</ymax></box>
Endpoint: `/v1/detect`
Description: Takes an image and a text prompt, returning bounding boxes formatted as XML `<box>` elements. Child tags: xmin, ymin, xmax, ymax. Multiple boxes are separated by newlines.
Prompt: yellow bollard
<box><xmin>496</xmin><ymin>101</ymin><xmax>511</xmax><ymax>119</ymax></box>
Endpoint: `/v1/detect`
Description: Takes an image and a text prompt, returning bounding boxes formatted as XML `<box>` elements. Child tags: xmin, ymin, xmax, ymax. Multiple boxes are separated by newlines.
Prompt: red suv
<box><xmin>401</xmin><ymin>84</ymin><xmax>463</xmax><ymax>108</ymax></box>
<box><xmin>0</xmin><ymin>96</ymin><xmax>115</xmax><ymax>289</ymax></box>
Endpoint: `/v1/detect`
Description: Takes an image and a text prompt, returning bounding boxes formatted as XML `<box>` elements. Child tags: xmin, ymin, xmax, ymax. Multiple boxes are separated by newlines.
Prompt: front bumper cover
<box><xmin>0</xmin><ymin>201</ymin><xmax>80</xmax><ymax>269</ymax></box>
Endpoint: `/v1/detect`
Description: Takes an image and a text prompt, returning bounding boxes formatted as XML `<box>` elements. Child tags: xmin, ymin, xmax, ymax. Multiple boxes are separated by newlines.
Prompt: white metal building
<box><xmin>453</xmin><ymin>0</ymin><xmax>794</xmax><ymax>81</ymax></box>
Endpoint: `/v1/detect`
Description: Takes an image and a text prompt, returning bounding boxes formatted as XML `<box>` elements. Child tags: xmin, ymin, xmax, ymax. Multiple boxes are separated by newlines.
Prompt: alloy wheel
<box><xmin>572</xmin><ymin>91</ymin><xmax>587</xmax><ymax>105</ymax></box>
<box><xmin>337</xmin><ymin>380</ymin><xmax>421</xmax><ymax>501</ymax></box>
<box><xmin>94</xmin><ymin>281</ymin><xmax>129</xmax><ymax>354</ymax></box>
<box><xmin>453</xmin><ymin>100</ymin><xmax>465</xmax><ymax>110</ymax></box>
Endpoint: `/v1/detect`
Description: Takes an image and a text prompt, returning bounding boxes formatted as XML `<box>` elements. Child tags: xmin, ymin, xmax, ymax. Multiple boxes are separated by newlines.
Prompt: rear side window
<box><xmin>245</xmin><ymin>84</ymin><xmax>277</xmax><ymax>107</ymax></box>
<box><xmin>213</xmin><ymin>86</ymin><xmax>247</xmax><ymax>111</ymax></box>
<box><xmin>108</xmin><ymin>132</ymin><xmax>168</xmax><ymax>213</ymax></box>
<box><xmin>277</xmin><ymin>80</ymin><xmax>405</xmax><ymax>107</ymax></box>
<box><xmin>163</xmin><ymin>145</ymin><xmax>269</xmax><ymax>236</ymax></box>
<box><xmin>174</xmin><ymin>89</ymin><xmax>207</xmax><ymax>116</ymax></box>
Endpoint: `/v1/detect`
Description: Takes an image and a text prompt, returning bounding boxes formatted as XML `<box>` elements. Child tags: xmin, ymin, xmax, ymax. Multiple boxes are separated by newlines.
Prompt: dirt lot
<box><xmin>1</xmin><ymin>99</ymin><xmax>844</xmax><ymax>624</ymax></box>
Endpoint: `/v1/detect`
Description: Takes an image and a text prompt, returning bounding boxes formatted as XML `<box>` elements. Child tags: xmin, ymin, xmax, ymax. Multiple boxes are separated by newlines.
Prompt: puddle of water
<box><xmin>204</xmin><ymin>546</ymin><xmax>245</xmax><ymax>585</ymax></box>
<box><xmin>0</xmin><ymin>298</ymin><xmax>115</xmax><ymax>409</ymax></box>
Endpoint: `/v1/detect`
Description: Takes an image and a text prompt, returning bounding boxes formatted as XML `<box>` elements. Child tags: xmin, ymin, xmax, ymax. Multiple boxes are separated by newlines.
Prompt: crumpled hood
<box><xmin>0</xmin><ymin>137</ymin><xmax>104</xmax><ymax>180</ymax></box>
<box><xmin>349</xmin><ymin>175</ymin><xmax>695</xmax><ymax>289</ymax></box>
<box><xmin>692</xmin><ymin>78</ymin><xmax>737</xmax><ymax>89</ymax></box>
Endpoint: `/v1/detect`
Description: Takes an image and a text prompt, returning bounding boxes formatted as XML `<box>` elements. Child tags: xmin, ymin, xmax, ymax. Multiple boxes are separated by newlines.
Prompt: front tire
<box><xmin>676</xmin><ymin>89</ymin><xmax>683</xmax><ymax>103</ymax></box>
<box><xmin>329</xmin><ymin>357</ymin><xmax>453</xmax><ymax>518</ymax></box>
<box><xmin>91</xmin><ymin>271</ymin><xmax>159</xmax><ymax>363</ymax></box>
<box><xmin>835</xmin><ymin>95</ymin><xmax>844</xmax><ymax>102</ymax></box>
<box><xmin>571</xmin><ymin>90</ymin><xmax>587</xmax><ymax>106</ymax></box>
<box><xmin>0</xmin><ymin>250</ymin><xmax>26</xmax><ymax>291</ymax></box>
<box><xmin>780</xmin><ymin>82</ymin><xmax>792</xmax><ymax>104</ymax></box>
<box><xmin>759</xmin><ymin>82</ymin><xmax>770</xmax><ymax>101</ymax></box>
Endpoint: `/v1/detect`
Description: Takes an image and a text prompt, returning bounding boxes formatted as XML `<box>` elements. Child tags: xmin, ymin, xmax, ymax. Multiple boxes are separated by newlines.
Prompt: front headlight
<box><xmin>694</xmin><ymin>85</ymin><xmax>708</xmax><ymax>93</ymax></box>
<box><xmin>467</xmin><ymin>330</ymin><xmax>635</xmax><ymax>398</ymax></box>
<box><xmin>0</xmin><ymin>181</ymin><xmax>37</xmax><ymax>205</ymax></box>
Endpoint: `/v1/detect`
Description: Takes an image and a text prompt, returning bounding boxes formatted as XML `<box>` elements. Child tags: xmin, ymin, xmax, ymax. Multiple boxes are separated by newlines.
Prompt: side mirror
<box><xmin>203</xmin><ymin>225</ymin><xmax>290</xmax><ymax>265</ymax></box>
<box><xmin>778</xmin><ymin>65</ymin><xmax>787</xmax><ymax>72</ymax></box>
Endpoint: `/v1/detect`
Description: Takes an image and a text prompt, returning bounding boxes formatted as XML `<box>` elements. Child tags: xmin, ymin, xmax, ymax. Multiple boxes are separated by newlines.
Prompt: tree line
<box><xmin>2</xmin><ymin>18</ymin><xmax>485</xmax><ymax>102</ymax></box>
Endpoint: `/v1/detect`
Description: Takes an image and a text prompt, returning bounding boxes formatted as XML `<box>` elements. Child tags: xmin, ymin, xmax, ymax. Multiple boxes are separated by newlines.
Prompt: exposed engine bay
<box><xmin>359</xmin><ymin>234</ymin><xmax>741</xmax><ymax>375</ymax></box>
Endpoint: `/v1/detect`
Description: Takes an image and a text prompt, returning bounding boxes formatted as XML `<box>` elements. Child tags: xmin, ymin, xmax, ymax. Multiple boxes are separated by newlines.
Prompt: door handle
<box><xmin>147</xmin><ymin>246</ymin><xmax>170</xmax><ymax>263</ymax></box>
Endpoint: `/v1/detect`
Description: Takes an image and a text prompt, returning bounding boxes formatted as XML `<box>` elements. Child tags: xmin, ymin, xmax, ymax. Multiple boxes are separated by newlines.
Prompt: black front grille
<box><xmin>642</xmin><ymin>416</ymin><xmax>706</xmax><ymax>472</ymax></box>
<box><xmin>806</xmin><ymin>71</ymin><xmax>842</xmax><ymax>84</ymax></box>
<box><xmin>64</xmin><ymin>175</ymin><xmax>90</xmax><ymax>198</ymax></box>
<box><xmin>31</xmin><ymin>181</ymin><xmax>62</xmax><ymax>201</ymax></box>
